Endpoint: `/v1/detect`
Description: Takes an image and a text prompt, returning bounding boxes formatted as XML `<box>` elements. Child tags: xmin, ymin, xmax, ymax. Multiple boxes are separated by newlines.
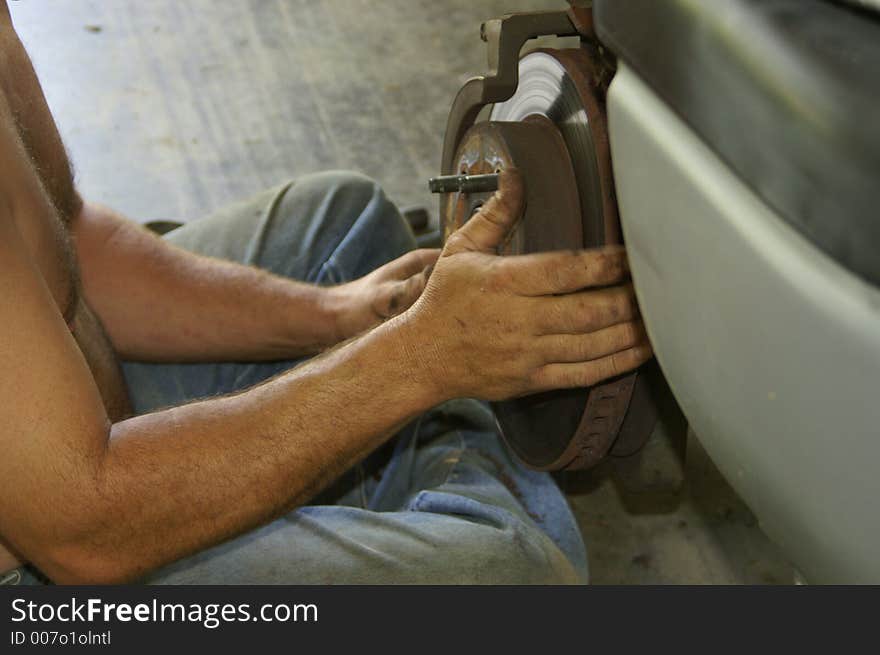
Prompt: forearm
<box><xmin>71</xmin><ymin>202</ymin><xmax>339</xmax><ymax>361</ymax></box>
<box><xmin>42</xmin><ymin>317</ymin><xmax>438</xmax><ymax>583</ymax></box>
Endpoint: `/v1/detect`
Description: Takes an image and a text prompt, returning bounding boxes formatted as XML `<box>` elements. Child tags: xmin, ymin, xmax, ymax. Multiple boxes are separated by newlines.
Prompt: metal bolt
<box><xmin>428</xmin><ymin>173</ymin><xmax>500</xmax><ymax>194</ymax></box>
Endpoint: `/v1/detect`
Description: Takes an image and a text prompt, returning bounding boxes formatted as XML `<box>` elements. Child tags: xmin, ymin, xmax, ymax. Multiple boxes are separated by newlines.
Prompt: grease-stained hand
<box><xmin>400</xmin><ymin>169</ymin><xmax>653</xmax><ymax>402</ymax></box>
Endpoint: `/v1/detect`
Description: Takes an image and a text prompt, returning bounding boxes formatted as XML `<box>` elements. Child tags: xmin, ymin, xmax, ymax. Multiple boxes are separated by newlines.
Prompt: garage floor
<box><xmin>12</xmin><ymin>0</ymin><xmax>795</xmax><ymax>584</ymax></box>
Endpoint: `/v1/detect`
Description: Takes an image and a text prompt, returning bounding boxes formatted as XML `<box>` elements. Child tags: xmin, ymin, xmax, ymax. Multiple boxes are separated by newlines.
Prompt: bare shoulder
<box><xmin>0</xmin><ymin>5</ymin><xmax>81</xmax><ymax>223</ymax></box>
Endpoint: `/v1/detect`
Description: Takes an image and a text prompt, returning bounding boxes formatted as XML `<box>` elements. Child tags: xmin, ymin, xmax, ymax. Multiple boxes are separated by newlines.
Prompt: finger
<box><xmin>443</xmin><ymin>169</ymin><xmax>524</xmax><ymax>255</ymax></box>
<box><xmin>496</xmin><ymin>245</ymin><xmax>629</xmax><ymax>296</ymax></box>
<box><xmin>384</xmin><ymin>248</ymin><xmax>441</xmax><ymax>280</ymax></box>
<box><xmin>531</xmin><ymin>343</ymin><xmax>654</xmax><ymax>391</ymax></box>
<box><xmin>535</xmin><ymin>284</ymin><xmax>639</xmax><ymax>335</ymax></box>
<box><xmin>379</xmin><ymin>271</ymin><xmax>429</xmax><ymax>317</ymax></box>
<box><xmin>538</xmin><ymin>320</ymin><xmax>647</xmax><ymax>364</ymax></box>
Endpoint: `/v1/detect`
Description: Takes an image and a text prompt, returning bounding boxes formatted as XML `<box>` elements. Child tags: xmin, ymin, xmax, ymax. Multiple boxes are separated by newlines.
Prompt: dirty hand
<box><xmin>327</xmin><ymin>247</ymin><xmax>440</xmax><ymax>341</ymax></box>
<box><xmin>401</xmin><ymin>169</ymin><xmax>653</xmax><ymax>402</ymax></box>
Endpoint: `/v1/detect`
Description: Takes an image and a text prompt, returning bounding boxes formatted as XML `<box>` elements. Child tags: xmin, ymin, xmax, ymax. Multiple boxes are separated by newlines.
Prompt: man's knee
<box><xmin>479</xmin><ymin>526</ymin><xmax>583</xmax><ymax>584</ymax></box>
<box><xmin>299</xmin><ymin>170</ymin><xmax>377</xmax><ymax>207</ymax></box>
<box><xmin>425</xmin><ymin>522</ymin><xmax>585</xmax><ymax>585</ymax></box>
<box><xmin>270</xmin><ymin>170</ymin><xmax>415</xmax><ymax>282</ymax></box>
<box><xmin>278</xmin><ymin>170</ymin><xmax>409</xmax><ymax>239</ymax></box>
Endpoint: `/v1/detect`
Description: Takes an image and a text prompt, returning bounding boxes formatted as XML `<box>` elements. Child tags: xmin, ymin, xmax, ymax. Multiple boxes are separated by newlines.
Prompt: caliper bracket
<box><xmin>439</xmin><ymin>10</ymin><xmax>580</xmax><ymax>182</ymax></box>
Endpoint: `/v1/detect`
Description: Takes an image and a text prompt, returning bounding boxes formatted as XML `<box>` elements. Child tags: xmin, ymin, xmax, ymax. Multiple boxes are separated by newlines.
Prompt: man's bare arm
<box><xmin>71</xmin><ymin>200</ymin><xmax>340</xmax><ymax>361</ymax></box>
<box><xmin>1</xmin><ymin>172</ymin><xmax>650</xmax><ymax>584</ymax></box>
<box><xmin>0</xmin><ymin>202</ymin><xmax>439</xmax><ymax>582</ymax></box>
<box><xmin>71</xmin><ymin>202</ymin><xmax>438</xmax><ymax>362</ymax></box>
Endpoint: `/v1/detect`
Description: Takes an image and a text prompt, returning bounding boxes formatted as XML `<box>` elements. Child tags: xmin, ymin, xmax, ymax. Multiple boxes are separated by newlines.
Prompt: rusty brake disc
<box><xmin>441</xmin><ymin>47</ymin><xmax>658</xmax><ymax>471</ymax></box>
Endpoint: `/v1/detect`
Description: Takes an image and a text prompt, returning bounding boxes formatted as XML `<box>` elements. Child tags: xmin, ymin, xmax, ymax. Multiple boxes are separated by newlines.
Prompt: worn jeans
<box><xmin>14</xmin><ymin>171</ymin><xmax>588</xmax><ymax>585</ymax></box>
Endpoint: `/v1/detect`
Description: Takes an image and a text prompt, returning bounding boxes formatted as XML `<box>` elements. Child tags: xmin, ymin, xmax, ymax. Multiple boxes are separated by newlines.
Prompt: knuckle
<box><xmin>595</xmin><ymin>251</ymin><xmax>613</xmax><ymax>275</ymax></box>
<box><xmin>480</xmin><ymin>195</ymin><xmax>513</xmax><ymax>227</ymax></box>
<box><xmin>484</xmin><ymin>260</ymin><xmax>507</xmax><ymax>291</ymax></box>
<box><xmin>619</xmin><ymin>321</ymin><xmax>640</xmax><ymax>345</ymax></box>
<box><xmin>444</xmin><ymin>231</ymin><xmax>466</xmax><ymax>253</ymax></box>
<box><xmin>587</xmin><ymin>251</ymin><xmax>612</xmax><ymax>280</ymax></box>
<box><xmin>581</xmin><ymin>337</ymin><xmax>598</xmax><ymax>362</ymax></box>
<box><xmin>558</xmin><ymin>258</ymin><xmax>579</xmax><ymax>291</ymax></box>
<box><xmin>552</xmin><ymin>300</ymin><xmax>576</xmax><ymax>332</ymax></box>
<box><xmin>605</xmin><ymin>295</ymin><xmax>624</xmax><ymax>324</ymax></box>
<box><xmin>445</xmin><ymin>229</ymin><xmax>481</xmax><ymax>254</ymax></box>
<box><xmin>596</xmin><ymin>289</ymin><xmax>630</xmax><ymax>327</ymax></box>
<box><xmin>446</xmin><ymin>226</ymin><xmax>476</xmax><ymax>252</ymax></box>
<box><xmin>591</xmin><ymin>250</ymin><xmax>624</xmax><ymax>282</ymax></box>
<box><xmin>578</xmin><ymin>299</ymin><xmax>597</xmax><ymax>330</ymax></box>
<box><xmin>485</xmin><ymin>258</ymin><xmax>510</xmax><ymax>291</ymax></box>
<box><xmin>497</xmin><ymin>186</ymin><xmax>522</xmax><ymax>215</ymax></box>
<box><xmin>546</xmin><ymin>335</ymin><xmax>567</xmax><ymax>362</ymax></box>
<box><xmin>541</xmin><ymin>261</ymin><xmax>561</xmax><ymax>291</ymax></box>
<box><xmin>568</xmin><ymin>335</ymin><xmax>587</xmax><ymax>361</ymax></box>
<box><xmin>480</xmin><ymin>205</ymin><xmax>504</xmax><ymax>228</ymax></box>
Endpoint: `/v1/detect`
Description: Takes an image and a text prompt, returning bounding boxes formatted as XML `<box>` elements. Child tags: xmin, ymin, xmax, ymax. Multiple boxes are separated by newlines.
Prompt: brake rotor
<box><xmin>490</xmin><ymin>49</ymin><xmax>619</xmax><ymax>248</ymax></box>
<box><xmin>442</xmin><ymin>48</ymin><xmax>658</xmax><ymax>471</ymax></box>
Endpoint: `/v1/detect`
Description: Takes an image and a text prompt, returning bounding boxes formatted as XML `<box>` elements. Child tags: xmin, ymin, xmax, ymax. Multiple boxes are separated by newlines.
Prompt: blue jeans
<box><xmin>16</xmin><ymin>172</ymin><xmax>588</xmax><ymax>585</ymax></box>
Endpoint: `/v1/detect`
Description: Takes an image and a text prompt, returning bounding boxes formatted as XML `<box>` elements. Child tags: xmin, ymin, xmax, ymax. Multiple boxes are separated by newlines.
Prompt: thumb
<box><xmin>382</xmin><ymin>248</ymin><xmax>440</xmax><ymax>281</ymax></box>
<box><xmin>444</xmin><ymin>168</ymin><xmax>525</xmax><ymax>255</ymax></box>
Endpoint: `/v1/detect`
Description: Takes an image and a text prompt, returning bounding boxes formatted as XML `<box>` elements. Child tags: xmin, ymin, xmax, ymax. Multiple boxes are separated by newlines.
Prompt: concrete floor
<box><xmin>12</xmin><ymin>0</ymin><xmax>569</xmax><ymax>222</ymax></box>
<box><xmin>11</xmin><ymin>0</ymin><xmax>794</xmax><ymax>584</ymax></box>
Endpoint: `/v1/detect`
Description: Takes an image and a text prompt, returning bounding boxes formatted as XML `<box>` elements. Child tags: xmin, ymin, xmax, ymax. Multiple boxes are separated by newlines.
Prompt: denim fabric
<box><xmin>11</xmin><ymin>171</ymin><xmax>588</xmax><ymax>585</ymax></box>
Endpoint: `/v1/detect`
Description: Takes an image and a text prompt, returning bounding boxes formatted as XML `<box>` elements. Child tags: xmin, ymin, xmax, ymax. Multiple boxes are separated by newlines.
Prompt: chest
<box><xmin>12</xmin><ymin>193</ymin><xmax>79</xmax><ymax>322</ymax></box>
<box><xmin>12</xmin><ymin>198</ymin><xmax>131</xmax><ymax>420</ymax></box>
